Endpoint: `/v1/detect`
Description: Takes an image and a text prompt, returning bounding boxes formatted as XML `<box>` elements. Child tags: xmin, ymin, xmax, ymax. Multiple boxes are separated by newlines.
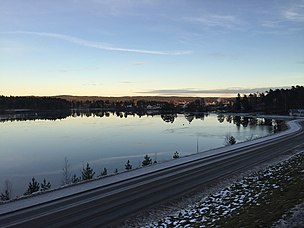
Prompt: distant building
<box><xmin>146</xmin><ymin>105</ymin><xmax>161</xmax><ymax>110</ymax></box>
<box><xmin>289</xmin><ymin>109</ymin><xmax>304</xmax><ymax>117</ymax></box>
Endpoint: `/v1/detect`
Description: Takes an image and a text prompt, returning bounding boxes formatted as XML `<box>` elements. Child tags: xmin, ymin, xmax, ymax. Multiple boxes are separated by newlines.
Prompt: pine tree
<box><xmin>173</xmin><ymin>151</ymin><xmax>180</xmax><ymax>159</ymax></box>
<box><xmin>225</xmin><ymin>135</ymin><xmax>236</xmax><ymax>146</ymax></box>
<box><xmin>25</xmin><ymin>177</ymin><xmax>40</xmax><ymax>195</ymax></box>
<box><xmin>72</xmin><ymin>174</ymin><xmax>79</xmax><ymax>183</ymax></box>
<box><xmin>101</xmin><ymin>168</ymin><xmax>107</xmax><ymax>176</ymax></box>
<box><xmin>229</xmin><ymin>136</ymin><xmax>236</xmax><ymax>145</ymax></box>
<box><xmin>125</xmin><ymin>160</ymin><xmax>132</xmax><ymax>170</ymax></box>
<box><xmin>142</xmin><ymin>155</ymin><xmax>152</xmax><ymax>166</ymax></box>
<box><xmin>82</xmin><ymin>163</ymin><xmax>95</xmax><ymax>180</ymax></box>
<box><xmin>41</xmin><ymin>179</ymin><xmax>51</xmax><ymax>191</ymax></box>
<box><xmin>0</xmin><ymin>190</ymin><xmax>10</xmax><ymax>201</ymax></box>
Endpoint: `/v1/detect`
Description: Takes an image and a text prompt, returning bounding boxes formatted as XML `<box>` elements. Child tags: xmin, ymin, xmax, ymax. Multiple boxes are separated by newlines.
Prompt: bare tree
<box><xmin>62</xmin><ymin>157</ymin><xmax>72</xmax><ymax>185</ymax></box>
<box><xmin>0</xmin><ymin>180</ymin><xmax>13</xmax><ymax>201</ymax></box>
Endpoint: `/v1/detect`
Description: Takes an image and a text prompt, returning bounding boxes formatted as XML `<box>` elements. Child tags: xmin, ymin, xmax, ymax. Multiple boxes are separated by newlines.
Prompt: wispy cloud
<box><xmin>133</xmin><ymin>61</ymin><xmax>146</xmax><ymax>65</ymax></box>
<box><xmin>3</xmin><ymin>31</ymin><xmax>191</xmax><ymax>56</ymax></box>
<box><xmin>208</xmin><ymin>52</ymin><xmax>227</xmax><ymax>58</ymax></box>
<box><xmin>260</xmin><ymin>1</ymin><xmax>304</xmax><ymax>30</ymax></box>
<box><xmin>82</xmin><ymin>82</ymin><xmax>103</xmax><ymax>86</ymax></box>
<box><xmin>121</xmin><ymin>81</ymin><xmax>136</xmax><ymax>84</ymax></box>
<box><xmin>182</xmin><ymin>14</ymin><xmax>240</xmax><ymax>29</ymax></box>
<box><xmin>137</xmin><ymin>87</ymin><xmax>291</xmax><ymax>95</ymax></box>
<box><xmin>283</xmin><ymin>3</ymin><xmax>304</xmax><ymax>22</ymax></box>
<box><xmin>261</xmin><ymin>20</ymin><xmax>282</xmax><ymax>28</ymax></box>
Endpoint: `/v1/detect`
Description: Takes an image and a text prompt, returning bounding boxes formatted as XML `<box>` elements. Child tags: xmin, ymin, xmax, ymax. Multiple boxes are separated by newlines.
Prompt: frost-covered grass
<box><xmin>149</xmin><ymin>151</ymin><xmax>304</xmax><ymax>228</ymax></box>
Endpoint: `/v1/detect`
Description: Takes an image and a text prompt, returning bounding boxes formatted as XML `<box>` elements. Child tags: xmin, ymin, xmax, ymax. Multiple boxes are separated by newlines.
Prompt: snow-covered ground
<box><xmin>1</xmin><ymin>117</ymin><xmax>303</xmax><ymax>217</ymax></box>
<box><xmin>139</xmin><ymin>150</ymin><xmax>304</xmax><ymax>227</ymax></box>
<box><xmin>120</xmin><ymin>118</ymin><xmax>304</xmax><ymax>227</ymax></box>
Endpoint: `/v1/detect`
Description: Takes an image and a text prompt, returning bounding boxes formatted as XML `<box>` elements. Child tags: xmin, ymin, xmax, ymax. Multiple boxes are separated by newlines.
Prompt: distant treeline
<box><xmin>0</xmin><ymin>86</ymin><xmax>303</xmax><ymax>114</ymax></box>
<box><xmin>0</xmin><ymin>95</ymin><xmax>207</xmax><ymax>112</ymax></box>
<box><xmin>230</xmin><ymin>85</ymin><xmax>304</xmax><ymax>114</ymax></box>
<box><xmin>0</xmin><ymin>96</ymin><xmax>70</xmax><ymax>110</ymax></box>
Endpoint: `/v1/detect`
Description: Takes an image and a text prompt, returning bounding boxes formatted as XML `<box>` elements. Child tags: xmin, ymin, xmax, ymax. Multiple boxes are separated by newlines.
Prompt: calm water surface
<box><xmin>0</xmin><ymin>112</ymin><xmax>279</xmax><ymax>196</ymax></box>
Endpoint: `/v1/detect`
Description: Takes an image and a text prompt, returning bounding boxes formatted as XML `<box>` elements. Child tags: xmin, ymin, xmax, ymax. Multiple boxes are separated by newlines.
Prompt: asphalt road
<box><xmin>1</xmin><ymin>121</ymin><xmax>303</xmax><ymax>227</ymax></box>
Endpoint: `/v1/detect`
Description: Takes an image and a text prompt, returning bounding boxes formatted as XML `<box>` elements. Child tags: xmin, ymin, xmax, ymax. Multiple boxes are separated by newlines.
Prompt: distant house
<box><xmin>146</xmin><ymin>105</ymin><xmax>161</xmax><ymax>110</ymax></box>
<box><xmin>289</xmin><ymin>109</ymin><xmax>304</xmax><ymax>117</ymax></box>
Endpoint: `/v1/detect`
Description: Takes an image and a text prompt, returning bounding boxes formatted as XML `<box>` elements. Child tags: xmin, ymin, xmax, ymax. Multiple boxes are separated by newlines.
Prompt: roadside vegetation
<box><xmin>0</xmin><ymin>152</ymin><xmax>170</xmax><ymax>202</ymax></box>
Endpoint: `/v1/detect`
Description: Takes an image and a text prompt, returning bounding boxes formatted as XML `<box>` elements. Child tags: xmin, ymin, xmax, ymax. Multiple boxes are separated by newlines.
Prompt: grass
<box><xmin>152</xmin><ymin>152</ymin><xmax>304</xmax><ymax>227</ymax></box>
<box><xmin>215</xmin><ymin>153</ymin><xmax>304</xmax><ymax>227</ymax></box>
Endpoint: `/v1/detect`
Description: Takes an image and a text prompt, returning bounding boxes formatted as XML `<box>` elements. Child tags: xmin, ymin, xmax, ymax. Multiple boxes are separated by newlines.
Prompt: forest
<box><xmin>0</xmin><ymin>86</ymin><xmax>303</xmax><ymax>115</ymax></box>
<box><xmin>231</xmin><ymin>85</ymin><xmax>304</xmax><ymax>114</ymax></box>
<box><xmin>0</xmin><ymin>96</ymin><xmax>70</xmax><ymax>110</ymax></box>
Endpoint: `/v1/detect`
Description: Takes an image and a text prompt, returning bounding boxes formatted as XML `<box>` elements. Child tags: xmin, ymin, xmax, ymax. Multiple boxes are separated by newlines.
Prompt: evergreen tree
<box><xmin>229</xmin><ymin>136</ymin><xmax>236</xmax><ymax>145</ymax></box>
<box><xmin>173</xmin><ymin>151</ymin><xmax>180</xmax><ymax>159</ymax></box>
<box><xmin>233</xmin><ymin>93</ymin><xmax>242</xmax><ymax>111</ymax></box>
<box><xmin>142</xmin><ymin>155</ymin><xmax>152</xmax><ymax>166</ymax></box>
<box><xmin>82</xmin><ymin>163</ymin><xmax>95</xmax><ymax>180</ymax></box>
<box><xmin>225</xmin><ymin>135</ymin><xmax>236</xmax><ymax>145</ymax></box>
<box><xmin>101</xmin><ymin>168</ymin><xmax>107</xmax><ymax>176</ymax></box>
<box><xmin>25</xmin><ymin>177</ymin><xmax>40</xmax><ymax>195</ymax></box>
<box><xmin>125</xmin><ymin>160</ymin><xmax>132</xmax><ymax>170</ymax></box>
<box><xmin>41</xmin><ymin>179</ymin><xmax>51</xmax><ymax>191</ymax></box>
<box><xmin>72</xmin><ymin>174</ymin><xmax>79</xmax><ymax>183</ymax></box>
<box><xmin>0</xmin><ymin>190</ymin><xmax>10</xmax><ymax>201</ymax></box>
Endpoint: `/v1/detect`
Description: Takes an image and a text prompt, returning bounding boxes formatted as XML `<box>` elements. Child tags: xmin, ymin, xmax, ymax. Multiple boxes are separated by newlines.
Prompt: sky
<box><xmin>0</xmin><ymin>0</ymin><xmax>304</xmax><ymax>97</ymax></box>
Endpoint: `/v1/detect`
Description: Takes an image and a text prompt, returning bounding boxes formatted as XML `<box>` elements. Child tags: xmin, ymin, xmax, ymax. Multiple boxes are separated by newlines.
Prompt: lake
<box><xmin>0</xmin><ymin>111</ymin><xmax>282</xmax><ymax>196</ymax></box>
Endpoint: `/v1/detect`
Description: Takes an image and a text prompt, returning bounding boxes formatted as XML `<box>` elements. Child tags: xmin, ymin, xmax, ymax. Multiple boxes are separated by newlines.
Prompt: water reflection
<box><xmin>0</xmin><ymin>112</ymin><xmax>285</xmax><ymax>196</ymax></box>
<box><xmin>1</xmin><ymin>110</ymin><xmax>210</xmax><ymax>124</ymax></box>
<box><xmin>216</xmin><ymin>114</ymin><xmax>286</xmax><ymax>134</ymax></box>
<box><xmin>0</xmin><ymin>111</ymin><xmax>285</xmax><ymax>134</ymax></box>
<box><xmin>0</xmin><ymin>110</ymin><xmax>71</xmax><ymax>122</ymax></box>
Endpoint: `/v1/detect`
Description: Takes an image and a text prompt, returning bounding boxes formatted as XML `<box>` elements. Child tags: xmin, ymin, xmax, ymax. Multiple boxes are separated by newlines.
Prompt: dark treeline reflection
<box><xmin>0</xmin><ymin>110</ymin><xmax>72</xmax><ymax>123</ymax></box>
<box><xmin>0</xmin><ymin>109</ymin><xmax>209</xmax><ymax>124</ymax></box>
<box><xmin>216</xmin><ymin>114</ymin><xmax>286</xmax><ymax>133</ymax></box>
<box><xmin>0</xmin><ymin>110</ymin><xmax>285</xmax><ymax>133</ymax></box>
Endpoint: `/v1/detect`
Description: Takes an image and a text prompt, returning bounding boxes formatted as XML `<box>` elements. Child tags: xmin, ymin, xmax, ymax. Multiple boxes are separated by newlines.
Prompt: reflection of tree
<box><xmin>217</xmin><ymin>114</ymin><xmax>225</xmax><ymax>123</ymax></box>
<box><xmin>233</xmin><ymin>116</ymin><xmax>241</xmax><ymax>127</ymax></box>
<box><xmin>0</xmin><ymin>109</ymin><xmax>286</xmax><ymax>137</ymax></box>
<box><xmin>161</xmin><ymin>114</ymin><xmax>177</xmax><ymax>123</ymax></box>
<box><xmin>194</xmin><ymin>113</ymin><xmax>205</xmax><ymax>120</ymax></box>
<box><xmin>226</xmin><ymin>115</ymin><xmax>232</xmax><ymax>123</ymax></box>
<box><xmin>249</xmin><ymin>118</ymin><xmax>257</xmax><ymax>127</ymax></box>
<box><xmin>0</xmin><ymin>110</ymin><xmax>71</xmax><ymax>123</ymax></box>
<box><xmin>185</xmin><ymin>114</ymin><xmax>194</xmax><ymax>123</ymax></box>
<box><xmin>264</xmin><ymin>118</ymin><xmax>273</xmax><ymax>126</ymax></box>
<box><xmin>241</xmin><ymin>117</ymin><xmax>249</xmax><ymax>127</ymax></box>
